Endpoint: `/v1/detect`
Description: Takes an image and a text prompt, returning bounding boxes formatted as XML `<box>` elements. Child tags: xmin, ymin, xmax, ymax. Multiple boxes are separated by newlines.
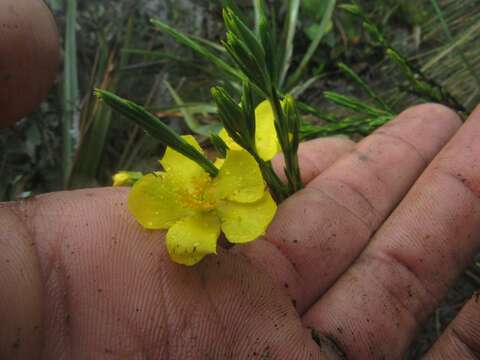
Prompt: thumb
<box><xmin>0</xmin><ymin>0</ymin><xmax>59</xmax><ymax>128</ymax></box>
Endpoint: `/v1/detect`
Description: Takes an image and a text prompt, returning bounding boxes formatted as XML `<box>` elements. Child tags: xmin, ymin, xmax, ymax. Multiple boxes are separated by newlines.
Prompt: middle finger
<box><xmin>260</xmin><ymin>104</ymin><xmax>461</xmax><ymax>312</ymax></box>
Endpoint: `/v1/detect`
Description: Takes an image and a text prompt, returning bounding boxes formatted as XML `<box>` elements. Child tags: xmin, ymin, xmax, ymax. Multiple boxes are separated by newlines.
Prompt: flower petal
<box><xmin>214</xmin><ymin>158</ymin><xmax>225</xmax><ymax>169</ymax></box>
<box><xmin>217</xmin><ymin>192</ymin><xmax>277</xmax><ymax>244</ymax></box>
<box><xmin>218</xmin><ymin>128</ymin><xmax>242</xmax><ymax>151</ymax></box>
<box><xmin>218</xmin><ymin>101</ymin><xmax>280</xmax><ymax>161</ymax></box>
<box><xmin>209</xmin><ymin>150</ymin><xmax>264</xmax><ymax>203</ymax></box>
<box><xmin>166</xmin><ymin>212</ymin><xmax>220</xmax><ymax>266</ymax></box>
<box><xmin>255</xmin><ymin>100</ymin><xmax>280</xmax><ymax>161</ymax></box>
<box><xmin>128</xmin><ymin>173</ymin><xmax>192</xmax><ymax>229</ymax></box>
<box><xmin>113</xmin><ymin>171</ymin><xmax>143</xmax><ymax>187</ymax></box>
<box><xmin>160</xmin><ymin>135</ymin><xmax>209</xmax><ymax>188</ymax></box>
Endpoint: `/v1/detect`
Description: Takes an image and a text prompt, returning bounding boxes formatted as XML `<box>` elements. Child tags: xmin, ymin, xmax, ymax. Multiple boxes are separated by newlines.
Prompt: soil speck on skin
<box><xmin>97</xmin><ymin>288</ymin><xmax>103</xmax><ymax>293</ymax></box>
<box><xmin>105</xmin><ymin>348</ymin><xmax>113</xmax><ymax>354</ymax></box>
<box><xmin>284</xmin><ymin>282</ymin><xmax>289</xmax><ymax>289</ymax></box>
<box><xmin>358</xmin><ymin>153</ymin><xmax>369</xmax><ymax>162</ymax></box>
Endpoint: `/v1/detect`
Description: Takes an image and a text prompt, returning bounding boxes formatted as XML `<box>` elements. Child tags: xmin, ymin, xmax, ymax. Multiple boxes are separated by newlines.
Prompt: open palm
<box><xmin>2</xmin><ymin>104</ymin><xmax>480</xmax><ymax>359</ymax></box>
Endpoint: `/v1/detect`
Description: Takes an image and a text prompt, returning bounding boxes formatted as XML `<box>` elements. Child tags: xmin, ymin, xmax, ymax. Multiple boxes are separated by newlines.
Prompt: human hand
<box><xmin>1</xmin><ymin>104</ymin><xmax>479</xmax><ymax>359</ymax></box>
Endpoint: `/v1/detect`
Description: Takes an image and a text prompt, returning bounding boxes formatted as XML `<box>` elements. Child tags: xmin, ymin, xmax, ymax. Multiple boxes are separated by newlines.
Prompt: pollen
<box><xmin>177</xmin><ymin>176</ymin><xmax>216</xmax><ymax>212</ymax></box>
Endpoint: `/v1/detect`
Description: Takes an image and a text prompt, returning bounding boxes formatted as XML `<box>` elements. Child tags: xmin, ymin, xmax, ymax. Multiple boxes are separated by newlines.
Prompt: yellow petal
<box><xmin>112</xmin><ymin>171</ymin><xmax>143</xmax><ymax>187</ymax></box>
<box><xmin>128</xmin><ymin>173</ymin><xmax>193</xmax><ymax>229</ymax></box>
<box><xmin>217</xmin><ymin>192</ymin><xmax>277</xmax><ymax>244</ymax></box>
<box><xmin>218</xmin><ymin>128</ymin><xmax>242</xmax><ymax>151</ymax></box>
<box><xmin>166</xmin><ymin>212</ymin><xmax>220</xmax><ymax>266</ymax></box>
<box><xmin>160</xmin><ymin>135</ymin><xmax>209</xmax><ymax>188</ymax></box>
<box><xmin>255</xmin><ymin>100</ymin><xmax>280</xmax><ymax>161</ymax></box>
<box><xmin>209</xmin><ymin>150</ymin><xmax>264</xmax><ymax>203</ymax></box>
<box><xmin>214</xmin><ymin>158</ymin><xmax>225</xmax><ymax>169</ymax></box>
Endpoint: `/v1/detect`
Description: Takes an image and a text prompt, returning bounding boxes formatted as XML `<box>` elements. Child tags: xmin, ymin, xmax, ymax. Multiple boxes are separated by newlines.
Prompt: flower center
<box><xmin>177</xmin><ymin>175</ymin><xmax>216</xmax><ymax>212</ymax></box>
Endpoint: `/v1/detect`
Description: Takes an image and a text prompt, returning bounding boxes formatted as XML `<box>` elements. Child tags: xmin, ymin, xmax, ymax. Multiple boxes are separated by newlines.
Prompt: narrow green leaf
<box><xmin>96</xmin><ymin>90</ymin><xmax>218</xmax><ymax>177</ymax></box>
<box><xmin>150</xmin><ymin>103</ymin><xmax>218</xmax><ymax>114</ymax></box>
<box><xmin>221</xmin><ymin>0</ymin><xmax>248</xmax><ymax>23</ymax></box>
<box><xmin>241</xmin><ymin>81</ymin><xmax>256</xmax><ymax>142</ymax></box>
<box><xmin>337</xmin><ymin>3</ymin><xmax>362</xmax><ymax>16</ymax></box>
<box><xmin>223</xmin><ymin>8</ymin><xmax>265</xmax><ymax>62</ymax></box>
<box><xmin>151</xmin><ymin>19</ymin><xmax>243</xmax><ymax>82</ymax></box>
<box><xmin>223</xmin><ymin>33</ymin><xmax>269</xmax><ymax>94</ymax></box>
<box><xmin>210</xmin><ymin>134</ymin><xmax>228</xmax><ymax>158</ymax></box>
<box><xmin>324</xmin><ymin>91</ymin><xmax>392</xmax><ymax>117</ymax></box>
<box><xmin>338</xmin><ymin>63</ymin><xmax>393</xmax><ymax>113</ymax></box>
<box><xmin>296</xmin><ymin>101</ymin><xmax>338</xmax><ymax>123</ymax></box>
<box><xmin>190</xmin><ymin>34</ymin><xmax>227</xmax><ymax>53</ymax></box>
<box><xmin>301</xmin><ymin>115</ymin><xmax>393</xmax><ymax>140</ymax></box>
<box><xmin>211</xmin><ymin>86</ymin><xmax>245</xmax><ymax>145</ymax></box>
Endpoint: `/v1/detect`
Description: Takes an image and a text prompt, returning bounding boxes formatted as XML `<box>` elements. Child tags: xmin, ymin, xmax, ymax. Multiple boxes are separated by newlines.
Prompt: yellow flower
<box><xmin>113</xmin><ymin>171</ymin><xmax>143</xmax><ymax>187</ymax></box>
<box><xmin>219</xmin><ymin>100</ymin><xmax>280</xmax><ymax>161</ymax></box>
<box><xmin>128</xmin><ymin>135</ymin><xmax>277</xmax><ymax>266</ymax></box>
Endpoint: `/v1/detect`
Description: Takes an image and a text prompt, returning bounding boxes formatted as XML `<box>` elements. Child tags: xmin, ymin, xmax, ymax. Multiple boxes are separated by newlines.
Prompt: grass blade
<box><xmin>285</xmin><ymin>0</ymin><xmax>336</xmax><ymax>90</ymax></box>
<box><xmin>278</xmin><ymin>0</ymin><xmax>300</xmax><ymax>88</ymax></box>
<box><xmin>429</xmin><ymin>0</ymin><xmax>480</xmax><ymax>90</ymax></box>
<box><xmin>69</xmin><ymin>17</ymin><xmax>135</xmax><ymax>188</ymax></box>
<box><xmin>289</xmin><ymin>74</ymin><xmax>322</xmax><ymax>98</ymax></box>
<box><xmin>164</xmin><ymin>81</ymin><xmax>221</xmax><ymax>136</ymax></box>
<box><xmin>252</xmin><ymin>0</ymin><xmax>265</xmax><ymax>36</ymax></box>
<box><xmin>62</xmin><ymin>0</ymin><xmax>79</xmax><ymax>187</ymax></box>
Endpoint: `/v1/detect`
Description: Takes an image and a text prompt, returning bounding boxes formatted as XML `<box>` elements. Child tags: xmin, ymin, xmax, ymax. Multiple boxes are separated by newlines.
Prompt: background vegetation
<box><xmin>1</xmin><ymin>0</ymin><xmax>479</xmax><ymax>357</ymax></box>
